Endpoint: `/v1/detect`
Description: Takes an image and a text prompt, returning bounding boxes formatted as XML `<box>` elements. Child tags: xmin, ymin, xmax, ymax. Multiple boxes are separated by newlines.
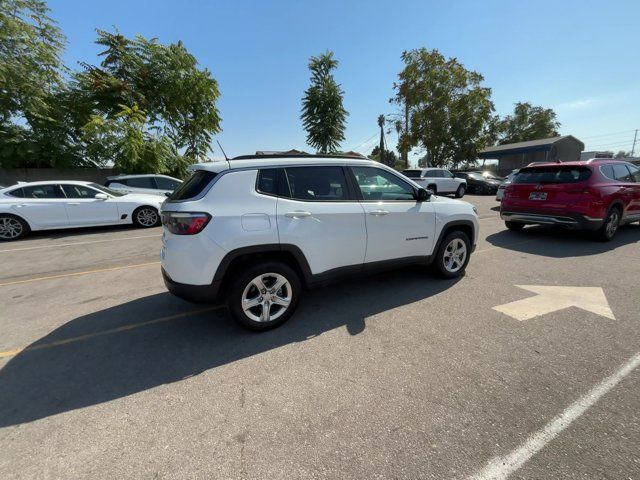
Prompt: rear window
<box><xmin>402</xmin><ymin>170</ymin><xmax>422</xmax><ymax>178</ymax></box>
<box><xmin>513</xmin><ymin>166</ymin><xmax>591</xmax><ymax>184</ymax></box>
<box><xmin>170</xmin><ymin>170</ymin><xmax>217</xmax><ymax>200</ymax></box>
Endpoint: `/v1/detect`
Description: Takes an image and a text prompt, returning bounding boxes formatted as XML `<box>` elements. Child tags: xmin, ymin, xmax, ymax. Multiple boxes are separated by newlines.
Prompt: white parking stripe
<box><xmin>469</xmin><ymin>353</ymin><xmax>640</xmax><ymax>480</ymax></box>
<box><xmin>0</xmin><ymin>233</ymin><xmax>161</xmax><ymax>253</ymax></box>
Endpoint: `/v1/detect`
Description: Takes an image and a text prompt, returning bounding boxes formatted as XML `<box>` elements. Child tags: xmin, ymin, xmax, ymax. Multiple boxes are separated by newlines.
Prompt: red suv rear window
<box><xmin>513</xmin><ymin>166</ymin><xmax>591</xmax><ymax>184</ymax></box>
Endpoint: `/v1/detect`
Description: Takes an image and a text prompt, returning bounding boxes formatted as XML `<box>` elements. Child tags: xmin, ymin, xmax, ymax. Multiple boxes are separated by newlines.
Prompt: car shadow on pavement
<box><xmin>21</xmin><ymin>224</ymin><xmax>159</xmax><ymax>241</ymax></box>
<box><xmin>486</xmin><ymin>223</ymin><xmax>640</xmax><ymax>257</ymax></box>
<box><xmin>0</xmin><ymin>267</ymin><xmax>460</xmax><ymax>427</ymax></box>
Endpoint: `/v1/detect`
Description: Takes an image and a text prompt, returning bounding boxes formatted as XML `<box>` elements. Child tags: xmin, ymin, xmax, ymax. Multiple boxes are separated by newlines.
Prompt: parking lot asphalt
<box><xmin>1</xmin><ymin>195</ymin><xmax>639</xmax><ymax>479</ymax></box>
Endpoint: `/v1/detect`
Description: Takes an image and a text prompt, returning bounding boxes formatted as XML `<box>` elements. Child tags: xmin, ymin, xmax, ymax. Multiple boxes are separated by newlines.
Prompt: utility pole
<box><xmin>631</xmin><ymin>129</ymin><xmax>638</xmax><ymax>157</ymax></box>
<box><xmin>377</xmin><ymin>115</ymin><xmax>386</xmax><ymax>165</ymax></box>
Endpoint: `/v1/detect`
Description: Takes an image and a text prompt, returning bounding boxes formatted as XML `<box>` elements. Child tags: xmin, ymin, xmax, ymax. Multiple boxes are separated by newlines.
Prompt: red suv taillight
<box><xmin>162</xmin><ymin>212</ymin><xmax>211</xmax><ymax>235</ymax></box>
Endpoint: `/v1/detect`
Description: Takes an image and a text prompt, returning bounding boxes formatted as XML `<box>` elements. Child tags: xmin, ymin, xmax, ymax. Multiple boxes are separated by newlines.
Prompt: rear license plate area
<box><xmin>529</xmin><ymin>192</ymin><xmax>547</xmax><ymax>200</ymax></box>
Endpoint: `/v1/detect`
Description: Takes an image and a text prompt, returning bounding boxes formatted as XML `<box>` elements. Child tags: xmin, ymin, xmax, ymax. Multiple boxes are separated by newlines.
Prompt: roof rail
<box><xmin>231</xmin><ymin>153</ymin><xmax>367</xmax><ymax>160</ymax></box>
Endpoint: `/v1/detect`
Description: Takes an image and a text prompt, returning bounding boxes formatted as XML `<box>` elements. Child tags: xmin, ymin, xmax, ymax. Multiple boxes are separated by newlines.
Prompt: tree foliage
<box><xmin>0</xmin><ymin>3</ymin><xmax>222</xmax><ymax>174</ymax></box>
<box><xmin>301</xmin><ymin>51</ymin><xmax>348</xmax><ymax>154</ymax></box>
<box><xmin>0</xmin><ymin>0</ymin><xmax>76</xmax><ymax>167</ymax></box>
<box><xmin>493</xmin><ymin>102</ymin><xmax>560</xmax><ymax>145</ymax></box>
<box><xmin>69</xmin><ymin>29</ymin><xmax>222</xmax><ymax>175</ymax></box>
<box><xmin>392</xmin><ymin>48</ymin><xmax>494</xmax><ymax>168</ymax></box>
<box><xmin>368</xmin><ymin>145</ymin><xmax>397</xmax><ymax>166</ymax></box>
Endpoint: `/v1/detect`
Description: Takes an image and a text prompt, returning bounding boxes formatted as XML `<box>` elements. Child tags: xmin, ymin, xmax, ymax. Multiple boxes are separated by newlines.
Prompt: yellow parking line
<box><xmin>0</xmin><ymin>234</ymin><xmax>162</xmax><ymax>253</ymax></box>
<box><xmin>0</xmin><ymin>261</ymin><xmax>161</xmax><ymax>287</ymax></box>
<box><xmin>0</xmin><ymin>306</ymin><xmax>224</xmax><ymax>359</ymax></box>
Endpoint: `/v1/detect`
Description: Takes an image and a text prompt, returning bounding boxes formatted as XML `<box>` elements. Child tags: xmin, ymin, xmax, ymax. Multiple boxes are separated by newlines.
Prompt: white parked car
<box><xmin>161</xmin><ymin>155</ymin><xmax>479</xmax><ymax>330</ymax></box>
<box><xmin>105</xmin><ymin>174</ymin><xmax>182</xmax><ymax>196</ymax></box>
<box><xmin>401</xmin><ymin>168</ymin><xmax>467</xmax><ymax>197</ymax></box>
<box><xmin>0</xmin><ymin>181</ymin><xmax>164</xmax><ymax>240</ymax></box>
<box><xmin>496</xmin><ymin>169</ymin><xmax>520</xmax><ymax>201</ymax></box>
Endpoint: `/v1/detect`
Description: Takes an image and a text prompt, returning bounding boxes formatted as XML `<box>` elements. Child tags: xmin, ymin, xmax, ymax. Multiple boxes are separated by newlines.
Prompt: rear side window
<box><xmin>170</xmin><ymin>170</ymin><xmax>217</xmax><ymax>200</ymax></box>
<box><xmin>21</xmin><ymin>184</ymin><xmax>63</xmax><ymax>198</ymax></box>
<box><xmin>126</xmin><ymin>177</ymin><xmax>155</xmax><ymax>188</ymax></box>
<box><xmin>256</xmin><ymin>169</ymin><xmax>290</xmax><ymax>197</ymax></box>
<box><xmin>402</xmin><ymin>170</ymin><xmax>422</xmax><ymax>178</ymax></box>
<box><xmin>285</xmin><ymin>166</ymin><xmax>348</xmax><ymax>201</ymax></box>
<box><xmin>513</xmin><ymin>166</ymin><xmax>591</xmax><ymax>184</ymax></box>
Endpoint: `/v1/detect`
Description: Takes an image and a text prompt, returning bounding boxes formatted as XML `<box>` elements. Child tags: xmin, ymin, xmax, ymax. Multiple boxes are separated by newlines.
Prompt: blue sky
<box><xmin>49</xmin><ymin>0</ymin><xmax>640</xmax><ymax>163</ymax></box>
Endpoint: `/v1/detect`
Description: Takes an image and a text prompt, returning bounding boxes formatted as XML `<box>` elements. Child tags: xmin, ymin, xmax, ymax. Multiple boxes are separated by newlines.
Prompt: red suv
<box><xmin>501</xmin><ymin>159</ymin><xmax>640</xmax><ymax>241</ymax></box>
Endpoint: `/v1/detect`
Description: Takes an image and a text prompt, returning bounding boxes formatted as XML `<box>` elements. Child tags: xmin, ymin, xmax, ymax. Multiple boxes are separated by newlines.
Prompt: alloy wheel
<box><xmin>241</xmin><ymin>273</ymin><xmax>292</xmax><ymax>323</ymax></box>
<box><xmin>137</xmin><ymin>208</ymin><xmax>158</xmax><ymax>227</ymax></box>
<box><xmin>606</xmin><ymin>211</ymin><xmax>619</xmax><ymax>238</ymax></box>
<box><xmin>443</xmin><ymin>238</ymin><xmax>467</xmax><ymax>273</ymax></box>
<box><xmin>0</xmin><ymin>217</ymin><xmax>23</xmax><ymax>240</ymax></box>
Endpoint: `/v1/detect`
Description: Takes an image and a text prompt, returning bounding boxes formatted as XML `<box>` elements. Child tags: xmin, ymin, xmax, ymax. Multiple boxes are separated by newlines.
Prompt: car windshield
<box><xmin>468</xmin><ymin>173</ymin><xmax>486</xmax><ymax>180</ymax></box>
<box><xmin>89</xmin><ymin>183</ymin><xmax>125</xmax><ymax>196</ymax></box>
<box><xmin>513</xmin><ymin>166</ymin><xmax>591</xmax><ymax>184</ymax></box>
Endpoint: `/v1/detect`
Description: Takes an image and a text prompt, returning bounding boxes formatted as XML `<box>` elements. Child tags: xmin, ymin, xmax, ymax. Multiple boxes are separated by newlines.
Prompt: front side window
<box><xmin>21</xmin><ymin>184</ymin><xmax>63</xmax><ymax>199</ymax></box>
<box><xmin>61</xmin><ymin>184</ymin><xmax>102</xmax><ymax>199</ymax></box>
<box><xmin>627</xmin><ymin>164</ymin><xmax>640</xmax><ymax>182</ymax></box>
<box><xmin>285</xmin><ymin>166</ymin><xmax>348</xmax><ymax>201</ymax></box>
<box><xmin>612</xmin><ymin>164</ymin><xmax>633</xmax><ymax>182</ymax></box>
<box><xmin>351</xmin><ymin>166</ymin><xmax>415</xmax><ymax>201</ymax></box>
<box><xmin>156</xmin><ymin>177</ymin><xmax>181</xmax><ymax>190</ymax></box>
<box><xmin>442</xmin><ymin>170</ymin><xmax>454</xmax><ymax>178</ymax></box>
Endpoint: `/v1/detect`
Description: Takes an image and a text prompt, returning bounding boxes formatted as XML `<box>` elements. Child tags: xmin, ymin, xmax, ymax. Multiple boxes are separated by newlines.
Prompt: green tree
<box><xmin>70</xmin><ymin>29</ymin><xmax>222</xmax><ymax>175</ymax></box>
<box><xmin>0</xmin><ymin>0</ymin><xmax>76</xmax><ymax>167</ymax></box>
<box><xmin>392</xmin><ymin>48</ymin><xmax>494</xmax><ymax>168</ymax></box>
<box><xmin>368</xmin><ymin>145</ymin><xmax>397</xmax><ymax>166</ymax></box>
<box><xmin>301</xmin><ymin>51</ymin><xmax>348</xmax><ymax>154</ymax></box>
<box><xmin>614</xmin><ymin>150</ymin><xmax>631</xmax><ymax>158</ymax></box>
<box><xmin>494</xmin><ymin>102</ymin><xmax>560</xmax><ymax>145</ymax></box>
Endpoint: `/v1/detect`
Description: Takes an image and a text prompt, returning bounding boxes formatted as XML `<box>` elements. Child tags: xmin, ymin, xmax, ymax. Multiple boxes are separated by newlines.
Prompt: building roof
<box><xmin>479</xmin><ymin>135</ymin><xmax>584</xmax><ymax>158</ymax></box>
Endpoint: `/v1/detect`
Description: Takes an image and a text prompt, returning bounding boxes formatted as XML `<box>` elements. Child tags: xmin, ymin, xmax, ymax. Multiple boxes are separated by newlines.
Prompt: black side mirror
<box><xmin>416</xmin><ymin>188</ymin><xmax>431</xmax><ymax>202</ymax></box>
<box><xmin>164</xmin><ymin>192</ymin><xmax>171</xmax><ymax>197</ymax></box>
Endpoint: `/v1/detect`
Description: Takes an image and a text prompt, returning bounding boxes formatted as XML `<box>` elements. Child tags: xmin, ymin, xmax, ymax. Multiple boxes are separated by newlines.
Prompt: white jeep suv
<box><xmin>161</xmin><ymin>155</ymin><xmax>479</xmax><ymax>330</ymax></box>
<box><xmin>402</xmin><ymin>168</ymin><xmax>467</xmax><ymax>197</ymax></box>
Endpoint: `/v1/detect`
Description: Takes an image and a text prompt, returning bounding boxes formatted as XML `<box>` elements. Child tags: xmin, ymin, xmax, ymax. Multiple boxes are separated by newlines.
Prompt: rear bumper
<box><xmin>162</xmin><ymin>268</ymin><xmax>221</xmax><ymax>304</ymax></box>
<box><xmin>500</xmin><ymin>211</ymin><xmax>604</xmax><ymax>230</ymax></box>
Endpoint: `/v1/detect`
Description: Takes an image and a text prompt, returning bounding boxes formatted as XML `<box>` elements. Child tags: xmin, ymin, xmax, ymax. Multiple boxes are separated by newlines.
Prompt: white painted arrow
<box><xmin>494</xmin><ymin>285</ymin><xmax>615</xmax><ymax>321</ymax></box>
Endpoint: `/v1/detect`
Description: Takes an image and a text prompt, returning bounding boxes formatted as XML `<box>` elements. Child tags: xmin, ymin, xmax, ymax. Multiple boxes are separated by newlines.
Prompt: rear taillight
<box><xmin>162</xmin><ymin>212</ymin><xmax>211</xmax><ymax>235</ymax></box>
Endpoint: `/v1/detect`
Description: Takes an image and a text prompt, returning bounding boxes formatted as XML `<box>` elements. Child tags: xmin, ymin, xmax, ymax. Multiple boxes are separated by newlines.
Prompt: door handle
<box><xmin>369</xmin><ymin>209</ymin><xmax>390</xmax><ymax>216</ymax></box>
<box><xmin>67</xmin><ymin>202</ymin><xmax>80</xmax><ymax>206</ymax></box>
<box><xmin>284</xmin><ymin>211</ymin><xmax>312</xmax><ymax>218</ymax></box>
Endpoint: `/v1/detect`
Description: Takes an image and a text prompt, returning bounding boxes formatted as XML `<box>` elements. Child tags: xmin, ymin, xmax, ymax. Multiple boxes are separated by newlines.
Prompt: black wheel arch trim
<box><xmin>432</xmin><ymin>220</ymin><xmax>476</xmax><ymax>258</ymax></box>
<box><xmin>212</xmin><ymin>243</ymin><xmax>314</xmax><ymax>286</ymax></box>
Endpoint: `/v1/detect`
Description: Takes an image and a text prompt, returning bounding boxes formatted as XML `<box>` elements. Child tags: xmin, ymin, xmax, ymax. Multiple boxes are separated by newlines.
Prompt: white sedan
<box><xmin>0</xmin><ymin>180</ymin><xmax>165</xmax><ymax>240</ymax></box>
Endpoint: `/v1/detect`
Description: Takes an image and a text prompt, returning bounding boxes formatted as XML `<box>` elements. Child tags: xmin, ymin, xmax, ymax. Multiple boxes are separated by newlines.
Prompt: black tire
<box><xmin>505</xmin><ymin>221</ymin><xmax>525</xmax><ymax>232</ymax></box>
<box><xmin>227</xmin><ymin>261</ymin><xmax>301</xmax><ymax>331</ymax></box>
<box><xmin>595</xmin><ymin>206</ymin><xmax>621</xmax><ymax>242</ymax></box>
<box><xmin>0</xmin><ymin>214</ymin><xmax>30</xmax><ymax>241</ymax></box>
<box><xmin>433</xmin><ymin>231</ymin><xmax>471</xmax><ymax>279</ymax></box>
<box><xmin>428</xmin><ymin>184</ymin><xmax>437</xmax><ymax>195</ymax></box>
<box><xmin>132</xmin><ymin>206</ymin><xmax>160</xmax><ymax>228</ymax></box>
<box><xmin>455</xmin><ymin>184</ymin><xmax>466</xmax><ymax>198</ymax></box>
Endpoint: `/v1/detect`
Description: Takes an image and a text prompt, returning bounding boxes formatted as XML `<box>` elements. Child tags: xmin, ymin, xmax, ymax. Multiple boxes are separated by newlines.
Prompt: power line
<box><xmin>579</xmin><ymin>129</ymin><xmax>637</xmax><ymax>139</ymax></box>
